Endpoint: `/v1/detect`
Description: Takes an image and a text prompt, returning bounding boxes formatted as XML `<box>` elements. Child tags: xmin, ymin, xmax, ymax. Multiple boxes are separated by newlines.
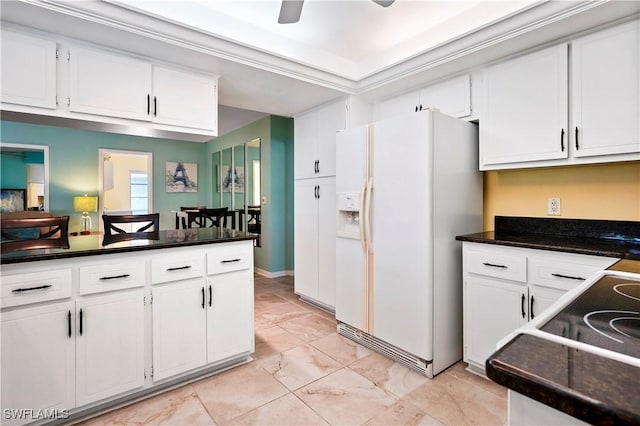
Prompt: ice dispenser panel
<box><xmin>337</xmin><ymin>192</ymin><xmax>360</xmax><ymax>239</ymax></box>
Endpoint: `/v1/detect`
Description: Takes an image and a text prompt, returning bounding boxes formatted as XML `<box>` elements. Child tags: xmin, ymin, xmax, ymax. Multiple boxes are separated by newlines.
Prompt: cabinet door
<box><xmin>294</xmin><ymin>111</ymin><xmax>318</xmax><ymax>179</ymax></box>
<box><xmin>1</xmin><ymin>30</ymin><xmax>57</xmax><ymax>109</ymax></box>
<box><xmin>571</xmin><ymin>20</ymin><xmax>640</xmax><ymax>157</ymax></box>
<box><xmin>317</xmin><ymin>177</ymin><xmax>336</xmax><ymax>307</ymax></box>
<box><xmin>75</xmin><ymin>290</ymin><xmax>144</xmax><ymax>406</ymax></box>
<box><xmin>418</xmin><ymin>74</ymin><xmax>471</xmax><ymax>118</ymax></box>
<box><xmin>465</xmin><ymin>276</ymin><xmax>527</xmax><ymax>370</ymax></box>
<box><xmin>152</xmin><ymin>279</ymin><xmax>207</xmax><ymax>381</ymax></box>
<box><xmin>152</xmin><ymin>66</ymin><xmax>217</xmax><ymax>131</ymax></box>
<box><xmin>69</xmin><ymin>47</ymin><xmax>152</xmax><ymax>121</ymax></box>
<box><xmin>294</xmin><ymin>179</ymin><xmax>319</xmax><ymax>300</ymax></box>
<box><xmin>481</xmin><ymin>44</ymin><xmax>568</xmax><ymax>167</ymax></box>
<box><xmin>528</xmin><ymin>285</ymin><xmax>565</xmax><ymax>321</ymax></box>
<box><xmin>316</xmin><ymin>100</ymin><xmax>347</xmax><ymax>177</ymax></box>
<box><xmin>1</xmin><ymin>301</ymin><xmax>75</xmax><ymax>421</ymax></box>
<box><xmin>377</xmin><ymin>91</ymin><xmax>420</xmax><ymax>120</ymax></box>
<box><xmin>206</xmin><ymin>270</ymin><xmax>253</xmax><ymax>363</ymax></box>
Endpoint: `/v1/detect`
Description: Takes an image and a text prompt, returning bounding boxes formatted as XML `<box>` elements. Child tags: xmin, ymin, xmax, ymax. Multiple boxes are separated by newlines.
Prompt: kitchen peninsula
<box><xmin>1</xmin><ymin>228</ymin><xmax>257</xmax><ymax>425</ymax></box>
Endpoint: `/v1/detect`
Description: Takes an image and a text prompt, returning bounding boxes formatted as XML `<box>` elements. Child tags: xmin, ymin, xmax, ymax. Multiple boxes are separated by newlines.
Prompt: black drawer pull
<box><xmin>521</xmin><ymin>294</ymin><xmax>526</xmax><ymax>319</ymax></box>
<box><xmin>221</xmin><ymin>258</ymin><xmax>241</xmax><ymax>264</ymax></box>
<box><xmin>482</xmin><ymin>262</ymin><xmax>507</xmax><ymax>269</ymax></box>
<box><xmin>560</xmin><ymin>128</ymin><xmax>565</xmax><ymax>152</ymax></box>
<box><xmin>552</xmin><ymin>273</ymin><xmax>585</xmax><ymax>281</ymax></box>
<box><xmin>201</xmin><ymin>287</ymin><xmax>205</xmax><ymax>309</ymax></box>
<box><xmin>167</xmin><ymin>265</ymin><xmax>192</xmax><ymax>271</ymax></box>
<box><xmin>12</xmin><ymin>284</ymin><xmax>52</xmax><ymax>293</ymax></box>
<box><xmin>209</xmin><ymin>285</ymin><xmax>212</xmax><ymax>307</ymax></box>
<box><xmin>68</xmin><ymin>310</ymin><xmax>72</xmax><ymax>338</ymax></box>
<box><xmin>99</xmin><ymin>274</ymin><xmax>130</xmax><ymax>281</ymax></box>
<box><xmin>79</xmin><ymin>308</ymin><xmax>83</xmax><ymax>336</ymax></box>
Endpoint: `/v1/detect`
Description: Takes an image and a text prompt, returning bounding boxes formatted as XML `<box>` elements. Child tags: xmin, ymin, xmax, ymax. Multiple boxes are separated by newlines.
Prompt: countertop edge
<box><xmin>486</xmin><ymin>340</ymin><xmax>639</xmax><ymax>426</ymax></box>
<box><xmin>1</xmin><ymin>234</ymin><xmax>257</xmax><ymax>265</ymax></box>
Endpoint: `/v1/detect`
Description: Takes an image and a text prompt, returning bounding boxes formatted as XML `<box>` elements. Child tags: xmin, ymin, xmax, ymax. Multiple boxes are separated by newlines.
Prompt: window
<box><xmin>130</xmin><ymin>171</ymin><xmax>148</xmax><ymax>215</ymax></box>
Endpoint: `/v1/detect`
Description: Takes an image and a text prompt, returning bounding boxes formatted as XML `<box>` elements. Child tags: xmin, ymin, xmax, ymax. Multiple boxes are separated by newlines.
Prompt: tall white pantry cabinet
<box><xmin>293</xmin><ymin>97</ymin><xmax>371</xmax><ymax>310</ymax></box>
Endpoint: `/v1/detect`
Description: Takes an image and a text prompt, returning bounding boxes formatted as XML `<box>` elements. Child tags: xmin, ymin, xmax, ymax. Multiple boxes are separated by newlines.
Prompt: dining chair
<box><xmin>199</xmin><ymin>207</ymin><xmax>229</xmax><ymax>228</ymax></box>
<box><xmin>102</xmin><ymin>213</ymin><xmax>160</xmax><ymax>245</ymax></box>
<box><xmin>0</xmin><ymin>215</ymin><xmax>70</xmax><ymax>253</ymax></box>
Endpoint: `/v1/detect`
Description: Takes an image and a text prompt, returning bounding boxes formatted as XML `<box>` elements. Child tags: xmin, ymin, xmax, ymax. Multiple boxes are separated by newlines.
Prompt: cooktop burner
<box><xmin>540</xmin><ymin>274</ymin><xmax>640</xmax><ymax>358</ymax></box>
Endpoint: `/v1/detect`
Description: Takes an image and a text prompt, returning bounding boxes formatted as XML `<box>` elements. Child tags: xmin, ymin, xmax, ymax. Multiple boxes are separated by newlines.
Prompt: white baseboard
<box><xmin>255</xmin><ymin>268</ymin><xmax>294</xmax><ymax>278</ymax></box>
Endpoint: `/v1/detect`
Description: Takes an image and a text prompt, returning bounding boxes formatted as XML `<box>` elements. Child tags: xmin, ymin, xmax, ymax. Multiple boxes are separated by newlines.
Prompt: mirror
<box><xmin>211</xmin><ymin>138</ymin><xmax>261</xmax><ymax>245</ymax></box>
<box><xmin>98</xmin><ymin>149</ymin><xmax>153</xmax><ymax>231</ymax></box>
<box><xmin>0</xmin><ymin>143</ymin><xmax>49</xmax><ymax>212</ymax></box>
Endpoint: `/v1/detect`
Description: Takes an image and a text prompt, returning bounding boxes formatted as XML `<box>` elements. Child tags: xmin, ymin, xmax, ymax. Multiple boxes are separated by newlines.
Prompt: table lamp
<box><xmin>73</xmin><ymin>194</ymin><xmax>98</xmax><ymax>235</ymax></box>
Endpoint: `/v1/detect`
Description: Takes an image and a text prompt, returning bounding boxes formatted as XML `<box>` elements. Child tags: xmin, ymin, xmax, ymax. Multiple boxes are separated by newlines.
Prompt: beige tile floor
<box><xmin>79</xmin><ymin>276</ymin><xmax>507</xmax><ymax>425</ymax></box>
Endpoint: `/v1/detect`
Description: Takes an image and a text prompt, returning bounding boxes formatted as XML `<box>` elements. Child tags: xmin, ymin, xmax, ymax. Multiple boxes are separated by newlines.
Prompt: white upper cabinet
<box><xmin>481</xmin><ymin>44</ymin><xmax>569</xmax><ymax>168</ymax></box>
<box><xmin>152</xmin><ymin>65</ymin><xmax>217</xmax><ymax>131</ymax></box>
<box><xmin>570</xmin><ymin>20</ymin><xmax>640</xmax><ymax>158</ymax></box>
<box><xmin>480</xmin><ymin>19</ymin><xmax>640</xmax><ymax>170</ymax></box>
<box><xmin>69</xmin><ymin>47</ymin><xmax>152</xmax><ymax>121</ymax></box>
<box><xmin>1</xmin><ymin>30</ymin><xmax>57</xmax><ymax>109</ymax></box>
<box><xmin>377</xmin><ymin>74</ymin><xmax>472</xmax><ymax>120</ymax></box>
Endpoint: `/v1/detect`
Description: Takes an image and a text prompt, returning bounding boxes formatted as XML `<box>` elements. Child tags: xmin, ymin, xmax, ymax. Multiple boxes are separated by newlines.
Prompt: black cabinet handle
<box><xmin>154</xmin><ymin>96</ymin><xmax>157</xmax><ymax>116</ymax></box>
<box><xmin>317</xmin><ymin>185</ymin><xmax>320</xmax><ymax>199</ymax></box>
<box><xmin>419</xmin><ymin>104</ymin><xmax>423</xmax><ymax>111</ymax></box>
<box><xmin>209</xmin><ymin>285</ymin><xmax>212</xmax><ymax>307</ymax></box>
<box><xmin>99</xmin><ymin>274</ymin><xmax>130</xmax><ymax>281</ymax></box>
<box><xmin>414</xmin><ymin>105</ymin><xmax>418</xmax><ymax>112</ymax></box>
<box><xmin>201</xmin><ymin>287</ymin><xmax>205</xmax><ymax>309</ymax></box>
<box><xmin>530</xmin><ymin>295</ymin><xmax>535</xmax><ymax>319</ymax></box>
<box><xmin>147</xmin><ymin>94</ymin><xmax>150</xmax><ymax>115</ymax></box>
<box><xmin>79</xmin><ymin>308</ymin><xmax>83</xmax><ymax>336</ymax></box>
<box><xmin>166</xmin><ymin>265</ymin><xmax>192</xmax><ymax>271</ymax></box>
<box><xmin>12</xmin><ymin>284</ymin><xmax>52</xmax><ymax>293</ymax></box>
<box><xmin>314</xmin><ymin>185</ymin><xmax>318</xmax><ymax>199</ymax></box>
<box><xmin>552</xmin><ymin>273</ymin><xmax>585</xmax><ymax>281</ymax></box>
<box><xmin>560</xmin><ymin>128</ymin><xmax>565</xmax><ymax>152</ymax></box>
<box><xmin>316</xmin><ymin>160</ymin><xmax>320</xmax><ymax>174</ymax></box>
<box><xmin>521</xmin><ymin>294</ymin><xmax>526</xmax><ymax>319</ymax></box>
<box><xmin>575</xmin><ymin>127</ymin><xmax>579</xmax><ymax>150</ymax></box>
<box><xmin>221</xmin><ymin>258</ymin><xmax>241</xmax><ymax>263</ymax></box>
<box><xmin>482</xmin><ymin>262</ymin><xmax>507</xmax><ymax>269</ymax></box>
<box><xmin>68</xmin><ymin>310</ymin><xmax>72</xmax><ymax>338</ymax></box>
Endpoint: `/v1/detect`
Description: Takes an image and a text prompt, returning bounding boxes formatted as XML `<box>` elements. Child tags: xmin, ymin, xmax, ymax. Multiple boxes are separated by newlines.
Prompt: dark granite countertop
<box><xmin>486</xmin><ymin>259</ymin><xmax>640</xmax><ymax>426</ymax></box>
<box><xmin>456</xmin><ymin>216</ymin><xmax>640</xmax><ymax>259</ymax></box>
<box><xmin>1</xmin><ymin>228</ymin><xmax>257</xmax><ymax>265</ymax></box>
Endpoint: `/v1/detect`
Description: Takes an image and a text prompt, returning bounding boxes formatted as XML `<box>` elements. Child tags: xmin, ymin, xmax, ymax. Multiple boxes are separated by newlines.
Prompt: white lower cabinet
<box><xmin>462</xmin><ymin>242</ymin><xmax>617</xmax><ymax>375</ymax></box>
<box><xmin>1</xmin><ymin>301</ymin><xmax>75</xmax><ymax>424</ymax></box>
<box><xmin>75</xmin><ymin>290</ymin><xmax>145</xmax><ymax>406</ymax></box>
<box><xmin>207</xmin><ymin>269</ymin><xmax>253</xmax><ymax>363</ymax></box>
<box><xmin>1</xmin><ymin>241</ymin><xmax>254</xmax><ymax>424</ymax></box>
<box><xmin>152</xmin><ymin>278</ymin><xmax>207</xmax><ymax>382</ymax></box>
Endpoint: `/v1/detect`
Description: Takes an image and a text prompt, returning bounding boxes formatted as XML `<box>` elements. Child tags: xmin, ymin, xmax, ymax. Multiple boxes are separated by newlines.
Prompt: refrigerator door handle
<box><xmin>364</xmin><ymin>177</ymin><xmax>374</xmax><ymax>253</ymax></box>
<box><xmin>359</xmin><ymin>179</ymin><xmax>367</xmax><ymax>251</ymax></box>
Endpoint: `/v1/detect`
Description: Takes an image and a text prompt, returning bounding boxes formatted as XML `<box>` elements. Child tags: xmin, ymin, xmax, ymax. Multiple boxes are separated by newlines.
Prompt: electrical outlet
<box><xmin>548</xmin><ymin>197</ymin><xmax>561</xmax><ymax>216</ymax></box>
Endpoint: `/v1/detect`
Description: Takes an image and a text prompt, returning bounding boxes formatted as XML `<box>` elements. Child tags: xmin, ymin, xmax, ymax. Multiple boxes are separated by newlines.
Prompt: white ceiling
<box><xmin>117</xmin><ymin>0</ymin><xmax>537</xmax><ymax>80</ymax></box>
<box><xmin>1</xmin><ymin>0</ymin><xmax>639</xmax><ymax>137</ymax></box>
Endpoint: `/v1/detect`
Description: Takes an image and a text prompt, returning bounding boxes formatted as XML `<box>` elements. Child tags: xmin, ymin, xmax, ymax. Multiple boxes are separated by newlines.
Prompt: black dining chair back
<box><xmin>199</xmin><ymin>207</ymin><xmax>229</xmax><ymax>228</ymax></box>
<box><xmin>102</xmin><ymin>213</ymin><xmax>160</xmax><ymax>245</ymax></box>
<box><xmin>1</xmin><ymin>215</ymin><xmax>70</xmax><ymax>253</ymax></box>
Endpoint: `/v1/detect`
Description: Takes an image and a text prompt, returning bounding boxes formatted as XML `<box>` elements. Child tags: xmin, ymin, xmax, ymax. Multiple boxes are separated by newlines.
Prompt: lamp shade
<box><xmin>73</xmin><ymin>195</ymin><xmax>98</xmax><ymax>213</ymax></box>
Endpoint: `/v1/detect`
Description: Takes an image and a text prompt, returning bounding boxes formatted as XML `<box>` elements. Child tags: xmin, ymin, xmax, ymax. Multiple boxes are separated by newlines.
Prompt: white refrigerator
<box><xmin>335</xmin><ymin>109</ymin><xmax>482</xmax><ymax>377</ymax></box>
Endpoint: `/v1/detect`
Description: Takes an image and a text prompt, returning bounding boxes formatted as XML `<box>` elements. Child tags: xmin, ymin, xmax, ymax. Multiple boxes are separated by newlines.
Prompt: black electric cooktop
<box><xmin>540</xmin><ymin>274</ymin><xmax>640</xmax><ymax>359</ymax></box>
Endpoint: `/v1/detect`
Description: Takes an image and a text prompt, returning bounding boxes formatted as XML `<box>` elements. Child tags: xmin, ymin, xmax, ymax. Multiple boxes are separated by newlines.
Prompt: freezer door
<box><xmin>370</xmin><ymin>112</ymin><xmax>434</xmax><ymax>360</ymax></box>
<box><xmin>335</xmin><ymin>126</ymin><xmax>370</xmax><ymax>329</ymax></box>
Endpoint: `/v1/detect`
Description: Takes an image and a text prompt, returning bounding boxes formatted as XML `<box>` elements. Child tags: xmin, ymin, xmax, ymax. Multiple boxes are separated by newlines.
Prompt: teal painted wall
<box><xmin>208</xmin><ymin>116</ymin><xmax>294</xmax><ymax>274</ymax></box>
<box><xmin>0</xmin><ymin>121</ymin><xmax>210</xmax><ymax>231</ymax></box>
<box><xmin>1</xmin><ymin>153</ymin><xmax>28</xmax><ymax>189</ymax></box>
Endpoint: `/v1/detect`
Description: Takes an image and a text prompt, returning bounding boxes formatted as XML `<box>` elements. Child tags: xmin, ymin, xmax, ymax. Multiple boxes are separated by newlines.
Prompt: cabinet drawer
<box><xmin>207</xmin><ymin>242</ymin><xmax>253</xmax><ymax>275</ymax></box>
<box><xmin>466</xmin><ymin>246</ymin><xmax>527</xmax><ymax>283</ymax></box>
<box><xmin>1</xmin><ymin>269</ymin><xmax>72</xmax><ymax>308</ymax></box>
<box><xmin>528</xmin><ymin>254</ymin><xmax>617</xmax><ymax>291</ymax></box>
<box><xmin>79</xmin><ymin>262</ymin><xmax>146</xmax><ymax>295</ymax></box>
<box><xmin>152</xmin><ymin>249</ymin><xmax>205</xmax><ymax>284</ymax></box>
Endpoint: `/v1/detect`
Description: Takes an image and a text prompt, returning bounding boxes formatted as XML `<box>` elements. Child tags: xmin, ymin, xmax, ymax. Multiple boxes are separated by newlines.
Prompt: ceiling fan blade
<box><xmin>372</xmin><ymin>0</ymin><xmax>395</xmax><ymax>7</ymax></box>
<box><xmin>278</xmin><ymin>0</ymin><xmax>304</xmax><ymax>24</ymax></box>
